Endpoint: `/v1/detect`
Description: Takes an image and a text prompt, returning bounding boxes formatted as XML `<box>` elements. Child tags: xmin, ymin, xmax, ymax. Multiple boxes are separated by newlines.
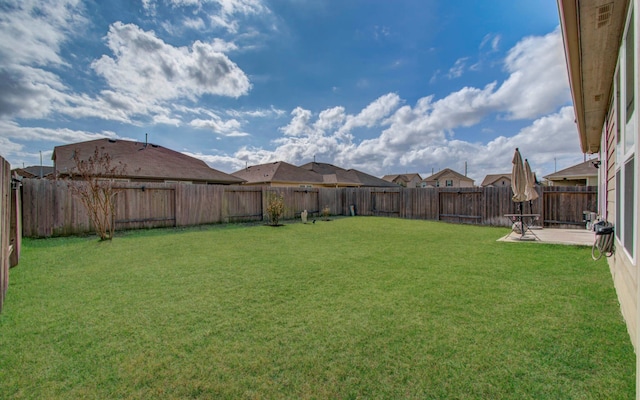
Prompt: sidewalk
<box><xmin>498</xmin><ymin>228</ymin><xmax>594</xmax><ymax>246</ymax></box>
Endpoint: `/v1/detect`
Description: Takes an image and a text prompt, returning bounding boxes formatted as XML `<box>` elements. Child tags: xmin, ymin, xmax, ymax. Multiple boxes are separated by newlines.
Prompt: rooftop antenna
<box><xmin>313</xmin><ymin>154</ymin><xmax>316</xmax><ymax>163</ymax></box>
<box><xmin>39</xmin><ymin>150</ymin><xmax>43</xmax><ymax>178</ymax></box>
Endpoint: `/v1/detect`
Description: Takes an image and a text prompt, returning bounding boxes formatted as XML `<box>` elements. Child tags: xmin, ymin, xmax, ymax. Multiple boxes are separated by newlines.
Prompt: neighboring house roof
<box><xmin>52</xmin><ymin>138</ymin><xmax>244</xmax><ymax>184</ymax></box>
<box><xmin>232</xmin><ymin>161</ymin><xmax>325</xmax><ymax>185</ymax></box>
<box><xmin>12</xmin><ymin>166</ymin><xmax>55</xmax><ymax>179</ymax></box>
<box><xmin>382</xmin><ymin>173</ymin><xmax>422</xmax><ymax>184</ymax></box>
<box><xmin>557</xmin><ymin>0</ymin><xmax>627</xmax><ymax>153</ymax></box>
<box><xmin>480</xmin><ymin>173</ymin><xmax>512</xmax><ymax>187</ymax></box>
<box><xmin>423</xmin><ymin>168</ymin><xmax>474</xmax><ymax>184</ymax></box>
<box><xmin>299</xmin><ymin>162</ymin><xmax>345</xmax><ymax>175</ymax></box>
<box><xmin>543</xmin><ymin>160</ymin><xmax>599</xmax><ymax>181</ymax></box>
<box><xmin>301</xmin><ymin>162</ymin><xmax>397</xmax><ymax>187</ymax></box>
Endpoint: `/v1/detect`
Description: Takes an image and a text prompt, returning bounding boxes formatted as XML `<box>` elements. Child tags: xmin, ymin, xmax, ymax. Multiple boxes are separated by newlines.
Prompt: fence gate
<box><xmin>115</xmin><ymin>186</ymin><xmax>176</xmax><ymax>229</ymax></box>
<box><xmin>371</xmin><ymin>190</ymin><xmax>400</xmax><ymax>216</ymax></box>
<box><xmin>223</xmin><ymin>188</ymin><xmax>263</xmax><ymax>222</ymax></box>
<box><xmin>439</xmin><ymin>189</ymin><xmax>482</xmax><ymax>224</ymax></box>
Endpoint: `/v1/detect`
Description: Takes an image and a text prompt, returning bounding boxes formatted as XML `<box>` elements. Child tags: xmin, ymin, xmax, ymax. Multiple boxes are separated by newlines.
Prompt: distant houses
<box><xmin>381</xmin><ymin>173</ymin><xmax>423</xmax><ymax>188</ymax></box>
<box><xmin>11</xmin><ymin>165</ymin><xmax>55</xmax><ymax>179</ymax></box>
<box><xmin>422</xmin><ymin>168</ymin><xmax>474</xmax><ymax>188</ymax></box>
<box><xmin>300</xmin><ymin>162</ymin><xmax>398</xmax><ymax>188</ymax></box>
<box><xmin>480</xmin><ymin>173</ymin><xmax>512</xmax><ymax>188</ymax></box>
<box><xmin>43</xmin><ymin>138</ymin><xmax>552</xmax><ymax>190</ymax></box>
<box><xmin>232</xmin><ymin>161</ymin><xmax>397</xmax><ymax>188</ymax></box>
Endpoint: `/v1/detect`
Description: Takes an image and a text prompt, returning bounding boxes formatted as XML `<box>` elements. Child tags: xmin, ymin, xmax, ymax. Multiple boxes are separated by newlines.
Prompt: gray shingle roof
<box><xmin>232</xmin><ymin>161</ymin><xmax>324</xmax><ymax>184</ymax></box>
<box><xmin>52</xmin><ymin>138</ymin><xmax>244</xmax><ymax>184</ymax></box>
<box><xmin>543</xmin><ymin>160</ymin><xmax>598</xmax><ymax>180</ymax></box>
<box><xmin>301</xmin><ymin>162</ymin><xmax>398</xmax><ymax>187</ymax></box>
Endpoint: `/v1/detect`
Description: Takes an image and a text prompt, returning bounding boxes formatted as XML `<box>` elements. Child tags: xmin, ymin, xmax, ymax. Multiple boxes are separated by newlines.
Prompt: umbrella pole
<box><xmin>520</xmin><ymin>201</ymin><xmax>524</xmax><ymax>238</ymax></box>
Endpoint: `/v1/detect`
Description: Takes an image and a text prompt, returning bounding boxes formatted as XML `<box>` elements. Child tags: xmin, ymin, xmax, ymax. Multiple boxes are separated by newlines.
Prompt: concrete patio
<box><xmin>498</xmin><ymin>227</ymin><xmax>595</xmax><ymax>246</ymax></box>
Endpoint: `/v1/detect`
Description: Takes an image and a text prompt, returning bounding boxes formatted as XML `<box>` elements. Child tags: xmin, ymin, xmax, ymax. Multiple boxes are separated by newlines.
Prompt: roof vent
<box><xmin>596</xmin><ymin>3</ymin><xmax>613</xmax><ymax>29</ymax></box>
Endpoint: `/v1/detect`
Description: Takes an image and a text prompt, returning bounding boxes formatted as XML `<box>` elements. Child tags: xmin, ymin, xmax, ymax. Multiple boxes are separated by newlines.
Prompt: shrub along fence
<box><xmin>20</xmin><ymin>179</ymin><xmax>597</xmax><ymax>238</ymax></box>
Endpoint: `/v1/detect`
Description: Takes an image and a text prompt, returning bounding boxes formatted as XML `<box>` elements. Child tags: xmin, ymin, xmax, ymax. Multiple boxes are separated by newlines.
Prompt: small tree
<box><xmin>266</xmin><ymin>192</ymin><xmax>285</xmax><ymax>226</ymax></box>
<box><xmin>66</xmin><ymin>146</ymin><xmax>126</xmax><ymax>241</ymax></box>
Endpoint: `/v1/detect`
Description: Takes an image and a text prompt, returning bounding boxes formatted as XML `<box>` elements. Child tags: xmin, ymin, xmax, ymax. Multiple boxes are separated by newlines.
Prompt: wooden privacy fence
<box><xmin>1</xmin><ymin>156</ymin><xmax>22</xmax><ymax>313</ymax></box>
<box><xmin>20</xmin><ymin>179</ymin><xmax>597</xmax><ymax>238</ymax></box>
<box><xmin>542</xmin><ymin>186</ymin><xmax>598</xmax><ymax>227</ymax></box>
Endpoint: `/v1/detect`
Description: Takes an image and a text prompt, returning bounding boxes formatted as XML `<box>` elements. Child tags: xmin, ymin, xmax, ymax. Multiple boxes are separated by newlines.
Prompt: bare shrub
<box><xmin>66</xmin><ymin>146</ymin><xmax>126</xmax><ymax>240</ymax></box>
<box><xmin>321</xmin><ymin>205</ymin><xmax>331</xmax><ymax>221</ymax></box>
<box><xmin>266</xmin><ymin>192</ymin><xmax>285</xmax><ymax>226</ymax></box>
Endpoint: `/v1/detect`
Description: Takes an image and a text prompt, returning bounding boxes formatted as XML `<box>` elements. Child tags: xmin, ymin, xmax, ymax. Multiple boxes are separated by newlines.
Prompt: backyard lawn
<box><xmin>0</xmin><ymin>217</ymin><xmax>634</xmax><ymax>398</ymax></box>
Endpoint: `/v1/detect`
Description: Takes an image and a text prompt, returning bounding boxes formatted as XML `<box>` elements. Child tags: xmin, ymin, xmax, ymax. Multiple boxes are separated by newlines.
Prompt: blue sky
<box><xmin>1</xmin><ymin>0</ymin><xmax>589</xmax><ymax>183</ymax></box>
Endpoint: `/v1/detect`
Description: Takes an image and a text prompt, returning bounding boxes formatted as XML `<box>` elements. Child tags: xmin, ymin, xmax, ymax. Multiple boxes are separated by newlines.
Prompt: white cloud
<box><xmin>182</xmin><ymin>150</ymin><xmax>248</xmax><ymax>172</ymax></box>
<box><xmin>340</xmin><ymin>93</ymin><xmax>402</xmax><ymax>133</ymax></box>
<box><xmin>0</xmin><ymin>120</ymin><xmax>120</xmax><ymax>144</ymax></box>
<box><xmin>0</xmin><ymin>0</ymin><xmax>86</xmax><ymax>67</ymax></box>
<box><xmin>0</xmin><ymin>1</ymin><xmax>86</xmax><ymax>119</ymax></box>
<box><xmin>480</xmin><ymin>33</ymin><xmax>501</xmax><ymax>52</ymax></box>
<box><xmin>144</xmin><ymin>0</ymin><xmax>269</xmax><ymax>34</ymax></box>
<box><xmin>189</xmin><ymin>117</ymin><xmax>247</xmax><ymax>136</ymax></box>
<box><xmin>279</xmin><ymin>107</ymin><xmax>314</xmax><ymax>137</ymax></box>
<box><xmin>92</xmin><ymin>22</ymin><xmax>252</xmax><ymax>102</ymax></box>
<box><xmin>0</xmin><ymin>136</ymin><xmax>24</xmax><ymax>155</ymax></box>
<box><xmin>447</xmin><ymin>57</ymin><xmax>468</xmax><ymax>79</ymax></box>
<box><xmin>314</xmin><ymin>107</ymin><xmax>346</xmax><ymax>132</ymax></box>
<box><xmin>226</xmin><ymin>106</ymin><xmax>286</xmax><ymax>118</ymax></box>
<box><xmin>492</xmin><ymin>28</ymin><xmax>570</xmax><ymax>119</ymax></box>
<box><xmin>183</xmin><ymin>17</ymin><xmax>206</xmax><ymax>30</ymax></box>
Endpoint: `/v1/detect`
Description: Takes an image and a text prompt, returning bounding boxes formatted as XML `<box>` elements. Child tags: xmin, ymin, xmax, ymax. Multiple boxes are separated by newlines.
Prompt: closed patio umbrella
<box><xmin>511</xmin><ymin>148</ymin><xmax>526</xmax><ymax>203</ymax></box>
<box><xmin>524</xmin><ymin>159</ymin><xmax>538</xmax><ymax>202</ymax></box>
<box><xmin>511</xmin><ymin>148</ymin><xmax>527</xmax><ymax>237</ymax></box>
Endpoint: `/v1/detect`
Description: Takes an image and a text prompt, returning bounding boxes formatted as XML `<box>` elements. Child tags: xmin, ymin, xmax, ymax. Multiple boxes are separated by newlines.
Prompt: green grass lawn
<box><xmin>0</xmin><ymin>217</ymin><xmax>634</xmax><ymax>399</ymax></box>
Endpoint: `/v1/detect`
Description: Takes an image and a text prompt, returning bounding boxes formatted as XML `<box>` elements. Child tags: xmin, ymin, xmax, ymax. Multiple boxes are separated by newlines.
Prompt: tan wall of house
<box><xmin>407</xmin><ymin>177</ymin><xmax>422</xmax><ymax>188</ymax></box>
<box><xmin>549</xmin><ymin>178</ymin><xmax>588</xmax><ymax>186</ymax></box>
<box><xmin>602</xmin><ymin>64</ymin><xmax>637</xmax><ymax>353</ymax></box>
<box><xmin>609</xmin><ymin>250</ymin><xmax>638</xmax><ymax>349</ymax></box>
<box><xmin>586</xmin><ymin>176</ymin><xmax>598</xmax><ymax>186</ymax></box>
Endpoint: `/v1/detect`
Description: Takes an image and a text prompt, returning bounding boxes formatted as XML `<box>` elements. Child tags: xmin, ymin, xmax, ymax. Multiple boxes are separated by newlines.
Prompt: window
<box><xmin>615</xmin><ymin>7</ymin><xmax>637</xmax><ymax>261</ymax></box>
<box><xmin>445</xmin><ymin>180</ymin><xmax>453</xmax><ymax>187</ymax></box>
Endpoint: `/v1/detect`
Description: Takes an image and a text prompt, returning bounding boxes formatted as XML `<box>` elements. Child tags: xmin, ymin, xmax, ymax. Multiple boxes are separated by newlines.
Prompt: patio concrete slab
<box><xmin>498</xmin><ymin>228</ymin><xmax>595</xmax><ymax>246</ymax></box>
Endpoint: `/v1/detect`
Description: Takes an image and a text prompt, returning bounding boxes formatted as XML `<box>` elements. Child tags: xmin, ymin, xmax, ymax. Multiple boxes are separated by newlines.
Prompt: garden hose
<box><xmin>592</xmin><ymin>222</ymin><xmax>615</xmax><ymax>261</ymax></box>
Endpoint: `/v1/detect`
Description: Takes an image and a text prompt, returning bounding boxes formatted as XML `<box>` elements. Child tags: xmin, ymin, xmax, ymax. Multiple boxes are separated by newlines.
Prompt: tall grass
<box><xmin>0</xmin><ymin>217</ymin><xmax>634</xmax><ymax>398</ymax></box>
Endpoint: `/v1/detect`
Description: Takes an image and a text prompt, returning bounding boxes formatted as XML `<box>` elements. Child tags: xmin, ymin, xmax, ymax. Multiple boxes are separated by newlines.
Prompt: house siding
<box><xmin>600</xmin><ymin>2</ymin><xmax>639</xmax><ymax>355</ymax></box>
